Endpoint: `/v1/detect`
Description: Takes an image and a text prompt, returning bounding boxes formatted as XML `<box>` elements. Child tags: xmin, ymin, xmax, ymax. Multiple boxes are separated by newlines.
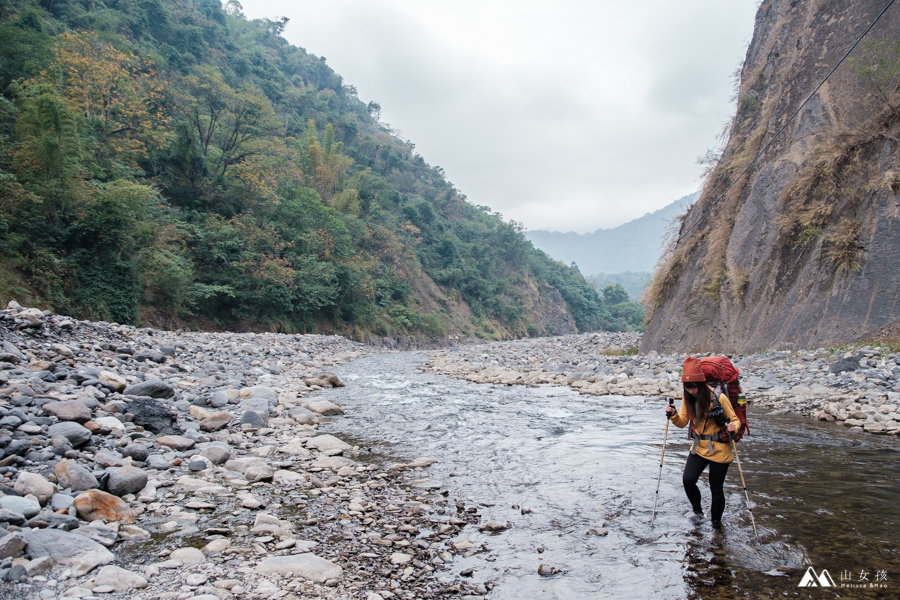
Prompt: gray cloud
<box><xmin>242</xmin><ymin>0</ymin><xmax>759</xmax><ymax>232</ymax></box>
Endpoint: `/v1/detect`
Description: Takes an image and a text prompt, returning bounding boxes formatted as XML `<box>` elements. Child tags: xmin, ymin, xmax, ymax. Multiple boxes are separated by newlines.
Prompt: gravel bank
<box><xmin>0</xmin><ymin>303</ymin><xmax>486</xmax><ymax>600</ymax></box>
<box><xmin>426</xmin><ymin>332</ymin><xmax>900</xmax><ymax>436</ymax></box>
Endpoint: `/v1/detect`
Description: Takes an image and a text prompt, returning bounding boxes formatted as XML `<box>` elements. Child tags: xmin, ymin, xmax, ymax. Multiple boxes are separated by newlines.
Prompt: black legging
<box><xmin>682</xmin><ymin>453</ymin><xmax>730</xmax><ymax>522</ymax></box>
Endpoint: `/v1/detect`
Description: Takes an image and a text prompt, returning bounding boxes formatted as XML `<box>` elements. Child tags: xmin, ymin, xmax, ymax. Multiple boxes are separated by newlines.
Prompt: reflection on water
<box><xmin>319</xmin><ymin>352</ymin><xmax>900</xmax><ymax>599</ymax></box>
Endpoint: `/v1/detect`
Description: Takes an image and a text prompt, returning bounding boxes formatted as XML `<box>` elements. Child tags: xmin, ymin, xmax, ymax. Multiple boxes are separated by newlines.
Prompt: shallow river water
<box><xmin>318</xmin><ymin>352</ymin><xmax>900</xmax><ymax>599</ymax></box>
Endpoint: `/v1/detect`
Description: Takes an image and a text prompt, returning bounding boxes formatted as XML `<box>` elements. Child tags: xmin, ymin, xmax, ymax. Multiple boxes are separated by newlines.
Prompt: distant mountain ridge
<box><xmin>525</xmin><ymin>192</ymin><xmax>699</xmax><ymax>275</ymax></box>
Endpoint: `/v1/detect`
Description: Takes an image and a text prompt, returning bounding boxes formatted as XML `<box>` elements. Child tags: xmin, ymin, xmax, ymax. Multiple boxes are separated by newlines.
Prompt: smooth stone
<box><xmin>50</xmin><ymin>493</ymin><xmax>75</xmax><ymax>511</ymax></box>
<box><xmin>0</xmin><ymin>533</ymin><xmax>25</xmax><ymax>560</ymax></box>
<box><xmin>98</xmin><ymin>371</ymin><xmax>127</xmax><ymax>392</ymax></box>
<box><xmin>93</xmin><ymin>565</ymin><xmax>148</xmax><ymax>591</ymax></box>
<box><xmin>0</xmin><ymin>496</ymin><xmax>41</xmax><ymax>519</ymax></box>
<box><xmin>200</xmin><ymin>445</ymin><xmax>231</xmax><ymax>465</ymax></box>
<box><xmin>156</xmin><ymin>435</ymin><xmax>195</xmax><ymax>451</ymax></box>
<box><xmin>23</xmin><ymin>528</ymin><xmax>114</xmax><ymax>576</ymax></box>
<box><xmin>93</xmin><ymin>416</ymin><xmax>126</xmax><ymax>436</ymax></box>
<box><xmin>106</xmin><ymin>465</ymin><xmax>148</xmax><ymax>497</ymax></box>
<box><xmin>0</xmin><ymin>508</ymin><xmax>26</xmax><ymax>526</ymax></box>
<box><xmin>14</xmin><ymin>472</ymin><xmax>57</xmax><ymax>505</ymax></box>
<box><xmin>123</xmin><ymin>379</ymin><xmax>175</xmax><ymax>399</ymax></box>
<box><xmin>240</xmin><ymin>410</ymin><xmax>267</xmax><ymax>428</ymax></box>
<box><xmin>306</xmin><ymin>400</ymin><xmax>344</xmax><ymax>416</ymax></box>
<box><xmin>47</xmin><ymin>422</ymin><xmax>93</xmax><ymax>447</ymax></box>
<box><xmin>305</xmin><ymin>434</ymin><xmax>351</xmax><ymax>454</ymax></box>
<box><xmin>169</xmin><ymin>547</ymin><xmax>205</xmax><ymax>564</ymax></box>
<box><xmin>73</xmin><ymin>521</ymin><xmax>118</xmax><ymax>547</ymax></box>
<box><xmin>199</xmin><ymin>413</ymin><xmax>231</xmax><ymax>432</ymax></box>
<box><xmin>73</xmin><ymin>489</ymin><xmax>135</xmax><ymax>523</ymax></box>
<box><xmin>55</xmin><ymin>459</ymin><xmax>100</xmax><ymax>492</ymax></box>
<box><xmin>121</xmin><ymin>444</ymin><xmax>150</xmax><ymax>462</ymax></box>
<box><xmin>256</xmin><ymin>554</ymin><xmax>343</xmax><ymax>583</ymax></box>
<box><xmin>42</xmin><ymin>401</ymin><xmax>92</xmax><ymax>423</ymax></box>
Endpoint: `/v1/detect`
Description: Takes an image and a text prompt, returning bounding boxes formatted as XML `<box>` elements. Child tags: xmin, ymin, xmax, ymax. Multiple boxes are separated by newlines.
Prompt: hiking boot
<box><xmin>688</xmin><ymin>512</ymin><xmax>704</xmax><ymax>525</ymax></box>
<box><xmin>711</xmin><ymin>519</ymin><xmax>723</xmax><ymax>529</ymax></box>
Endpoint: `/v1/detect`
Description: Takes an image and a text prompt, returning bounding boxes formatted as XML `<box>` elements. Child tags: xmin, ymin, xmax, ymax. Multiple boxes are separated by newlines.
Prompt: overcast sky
<box><xmin>241</xmin><ymin>0</ymin><xmax>760</xmax><ymax>233</ymax></box>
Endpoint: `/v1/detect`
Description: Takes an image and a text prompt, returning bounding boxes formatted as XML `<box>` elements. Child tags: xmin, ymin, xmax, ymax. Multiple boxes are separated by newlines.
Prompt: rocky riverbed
<box><xmin>426</xmin><ymin>332</ymin><xmax>900</xmax><ymax>436</ymax></box>
<box><xmin>0</xmin><ymin>303</ymin><xmax>487</xmax><ymax>600</ymax></box>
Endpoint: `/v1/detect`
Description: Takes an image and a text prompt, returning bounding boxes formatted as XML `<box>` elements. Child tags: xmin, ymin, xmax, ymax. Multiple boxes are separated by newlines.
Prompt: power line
<box><xmin>680</xmin><ymin>0</ymin><xmax>898</xmax><ymax>240</ymax></box>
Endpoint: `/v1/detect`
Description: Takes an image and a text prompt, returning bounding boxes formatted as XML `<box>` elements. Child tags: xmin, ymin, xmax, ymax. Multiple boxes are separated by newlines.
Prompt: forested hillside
<box><xmin>0</xmin><ymin>0</ymin><xmax>628</xmax><ymax>338</ymax></box>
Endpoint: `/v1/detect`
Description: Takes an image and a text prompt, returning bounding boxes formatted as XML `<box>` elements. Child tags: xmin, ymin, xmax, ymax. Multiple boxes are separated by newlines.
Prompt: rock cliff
<box><xmin>642</xmin><ymin>0</ymin><xmax>900</xmax><ymax>353</ymax></box>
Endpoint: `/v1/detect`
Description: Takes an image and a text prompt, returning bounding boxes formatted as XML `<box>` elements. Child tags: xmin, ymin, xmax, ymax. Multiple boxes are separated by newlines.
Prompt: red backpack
<box><xmin>695</xmin><ymin>356</ymin><xmax>749</xmax><ymax>442</ymax></box>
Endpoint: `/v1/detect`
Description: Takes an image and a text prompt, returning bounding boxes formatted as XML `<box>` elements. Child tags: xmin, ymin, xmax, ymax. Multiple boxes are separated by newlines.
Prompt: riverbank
<box><xmin>0</xmin><ymin>303</ymin><xmax>485</xmax><ymax>599</ymax></box>
<box><xmin>425</xmin><ymin>332</ymin><xmax>900</xmax><ymax>436</ymax></box>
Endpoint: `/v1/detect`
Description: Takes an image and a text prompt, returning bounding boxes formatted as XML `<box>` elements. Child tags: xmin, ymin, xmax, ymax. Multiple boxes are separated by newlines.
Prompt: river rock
<box><xmin>55</xmin><ymin>459</ymin><xmax>100</xmax><ymax>492</ymax></box>
<box><xmin>170</xmin><ymin>547</ymin><xmax>205</xmax><ymax>564</ymax></box>
<box><xmin>43</xmin><ymin>400</ymin><xmax>92</xmax><ymax>423</ymax></box>
<box><xmin>0</xmin><ymin>508</ymin><xmax>27</xmax><ymax>525</ymax></box>
<box><xmin>156</xmin><ymin>435</ymin><xmax>195</xmax><ymax>451</ymax></box>
<box><xmin>1</xmin><ymin>341</ymin><xmax>25</xmax><ymax>362</ymax></box>
<box><xmin>199</xmin><ymin>412</ymin><xmax>231</xmax><ymax>431</ymax></box>
<box><xmin>288</xmin><ymin>406</ymin><xmax>318</xmax><ymax>425</ymax></box>
<box><xmin>73</xmin><ymin>521</ymin><xmax>119</xmax><ymax>547</ymax></box>
<box><xmin>98</xmin><ymin>371</ymin><xmax>127</xmax><ymax>392</ymax></box>
<box><xmin>209</xmin><ymin>390</ymin><xmax>238</xmax><ymax>408</ymax></box>
<box><xmin>124</xmin><ymin>378</ymin><xmax>175</xmax><ymax>398</ymax></box>
<box><xmin>306</xmin><ymin>400</ymin><xmax>345</xmax><ymax>415</ymax></box>
<box><xmin>14</xmin><ymin>472</ymin><xmax>57</xmax><ymax>505</ymax></box>
<box><xmin>73</xmin><ymin>489</ymin><xmax>135</xmax><ymax>523</ymax></box>
<box><xmin>47</xmin><ymin>421</ymin><xmax>93</xmax><ymax>447</ymax></box>
<box><xmin>0</xmin><ymin>495</ymin><xmax>41</xmax><ymax>519</ymax></box>
<box><xmin>24</xmin><ymin>528</ymin><xmax>114</xmax><ymax>576</ymax></box>
<box><xmin>94</xmin><ymin>416</ymin><xmax>126</xmax><ymax>436</ymax></box>
<box><xmin>313</xmin><ymin>456</ymin><xmax>358</xmax><ymax>470</ymax></box>
<box><xmin>121</xmin><ymin>444</ymin><xmax>150</xmax><ymax>462</ymax></box>
<box><xmin>93</xmin><ymin>565</ymin><xmax>148</xmax><ymax>591</ymax></box>
<box><xmin>200</xmin><ymin>444</ymin><xmax>231</xmax><ymax>465</ymax></box>
<box><xmin>0</xmin><ymin>533</ymin><xmax>25</xmax><ymax>560</ymax></box>
<box><xmin>305</xmin><ymin>434</ymin><xmax>351</xmax><ymax>454</ymax></box>
<box><xmin>106</xmin><ymin>465</ymin><xmax>148</xmax><ymax>497</ymax></box>
<box><xmin>256</xmin><ymin>554</ymin><xmax>343</xmax><ymax>582</ymax></box>
<box><xmin>241</xmin><ymin>410</ymin><xmax>267</xmax><ymax>428</ymax></box>
<box><xmin>128</xmin><ymin>397</ymin><xmax>178</xmax><ymax>434</ymax></box>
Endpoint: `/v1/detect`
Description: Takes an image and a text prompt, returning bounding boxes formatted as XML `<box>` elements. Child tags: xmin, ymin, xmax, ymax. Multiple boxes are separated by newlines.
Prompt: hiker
<box><xmin>664</xmin><ymin>356</ymin><xmax>741</xmax><ymax>528</ymax></box>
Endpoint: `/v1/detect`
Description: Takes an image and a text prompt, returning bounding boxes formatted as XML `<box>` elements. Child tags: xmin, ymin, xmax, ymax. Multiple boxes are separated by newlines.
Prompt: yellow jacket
<box><xmin>670</xmin><ymin>390</ymin><xmax>741</xmax><ymax>463</ymax></box>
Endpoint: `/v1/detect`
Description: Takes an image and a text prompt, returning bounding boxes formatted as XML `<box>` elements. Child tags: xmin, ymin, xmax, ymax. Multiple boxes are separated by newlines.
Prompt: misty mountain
<box><xmin>526</xmin><ymin>192</ymin><xmax>699</xmax><ymax>275</ymax></box>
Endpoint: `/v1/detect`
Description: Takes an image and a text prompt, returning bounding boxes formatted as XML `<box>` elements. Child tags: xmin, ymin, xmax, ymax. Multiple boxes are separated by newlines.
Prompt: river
<box><xmin>316</xmin><ymin>351</ymin><xmax>900</xmax><ymax>599</ymax></box>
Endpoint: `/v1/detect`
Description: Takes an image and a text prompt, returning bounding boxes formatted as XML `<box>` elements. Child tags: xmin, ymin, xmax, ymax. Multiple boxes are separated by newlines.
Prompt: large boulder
<box><xmin>24</xmin><ymin>528</ymin><xmax>114</xmax><ymax>576</ymax></box>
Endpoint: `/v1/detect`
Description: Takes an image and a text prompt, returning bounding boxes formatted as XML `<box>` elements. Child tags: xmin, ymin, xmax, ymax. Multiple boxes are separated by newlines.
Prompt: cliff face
<box><xmin>642</xmin><ymin>0</ymin><xmax>900</xmax><ymax>353</ymax></box>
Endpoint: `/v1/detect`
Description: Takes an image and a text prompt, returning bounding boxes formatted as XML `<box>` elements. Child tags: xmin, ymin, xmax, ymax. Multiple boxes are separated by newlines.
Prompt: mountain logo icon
<box><xmin>799</xmin><ymin>566</ymin><xmax>837</xmax><ymax>587</ymax></box>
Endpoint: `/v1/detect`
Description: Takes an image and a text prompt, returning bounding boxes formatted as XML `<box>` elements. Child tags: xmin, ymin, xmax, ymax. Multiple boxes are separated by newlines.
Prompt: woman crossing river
<box><xmin>665</xmin><ymin>356</ymin><xmax>741</xmax><ymax>528</ymax></box>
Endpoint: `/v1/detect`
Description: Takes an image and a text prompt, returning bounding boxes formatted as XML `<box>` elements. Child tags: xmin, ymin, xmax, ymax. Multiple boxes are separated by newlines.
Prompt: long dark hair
<box><xmin>683</xmin><ymin>382</ymin><xmax>711</xmax><ymax>422</ymax></box>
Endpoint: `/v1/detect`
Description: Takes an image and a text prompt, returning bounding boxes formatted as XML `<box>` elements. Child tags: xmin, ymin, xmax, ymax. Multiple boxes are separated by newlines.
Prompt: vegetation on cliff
<box><xmin>0</xmin><ymin>0</ymin><xmax>635</xmax><ymax>338</ymax></box>
<box><xmin>642</xmin><ymin>0</ymin><xmax>900</xmax><ymax>352</ymax></box>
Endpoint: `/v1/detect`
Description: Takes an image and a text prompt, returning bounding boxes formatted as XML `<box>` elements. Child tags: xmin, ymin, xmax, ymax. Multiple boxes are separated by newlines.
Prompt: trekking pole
<box><xmin>650</xmin><ymin>398</ymin><xmax>675</xmax><ymax>525</ymax></box>
<box><xmin>730</xmin><ymin>438</ymin><xmax>759</xmax><ymax>538</ymax></box>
